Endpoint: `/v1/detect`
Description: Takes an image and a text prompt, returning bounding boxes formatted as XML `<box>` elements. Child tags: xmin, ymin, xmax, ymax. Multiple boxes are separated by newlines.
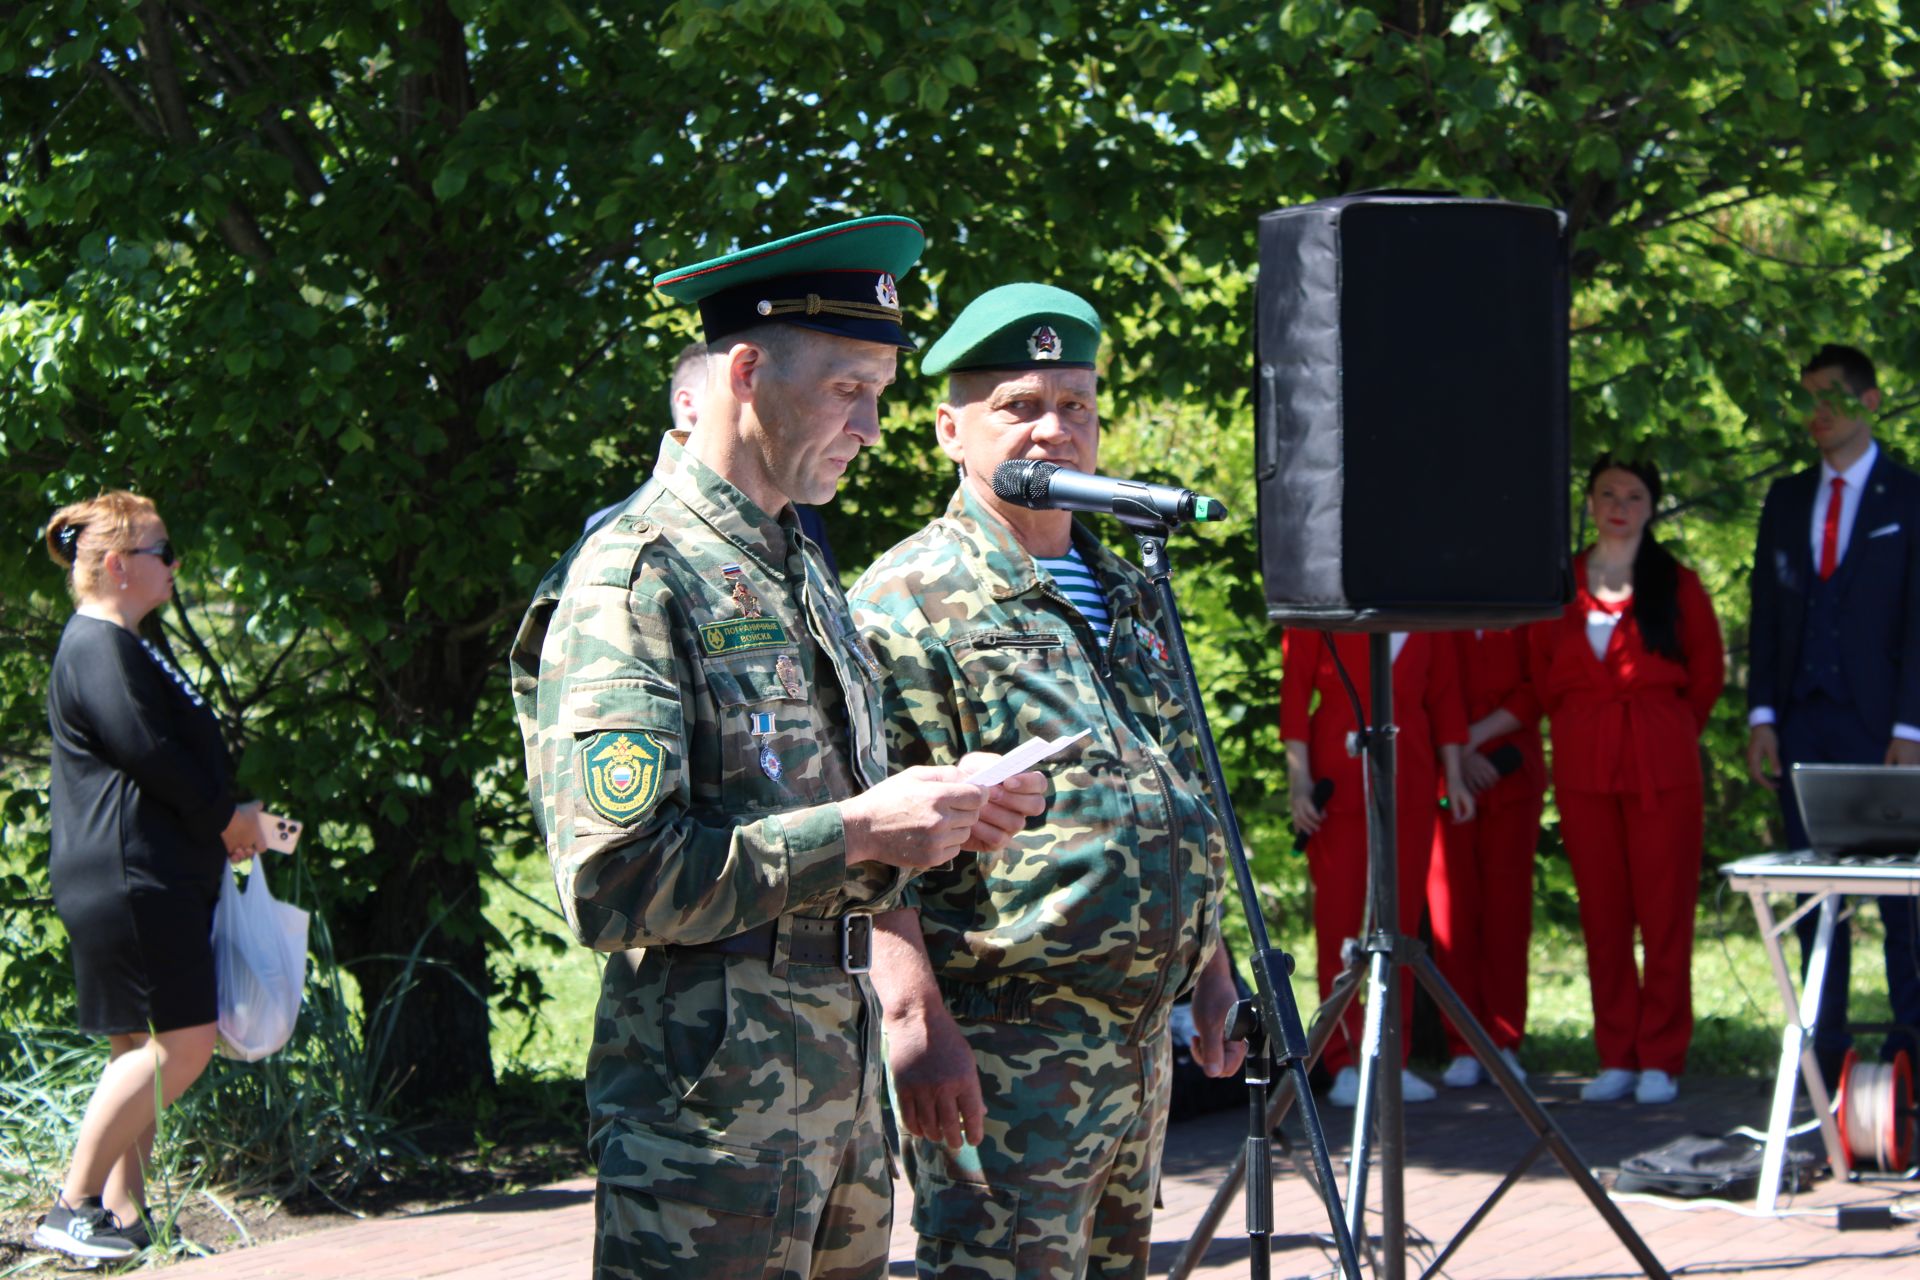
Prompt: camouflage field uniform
<box><xmin>511</xmin><ymin>434</ymin><xmax>901</xmax><ymax>1280</ymax></box>
<box><xmin>849</xmin><ymin>483</ymin><xmax>1226</xmax><ymax>1280</ymax></box>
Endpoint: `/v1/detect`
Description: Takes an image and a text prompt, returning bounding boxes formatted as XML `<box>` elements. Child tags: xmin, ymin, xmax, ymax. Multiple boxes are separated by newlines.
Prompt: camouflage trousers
<box><xmin>589</xmin><ymin>947</ymin><xmax>892</xmax><ymax>1280</ymax></box>
<box><xmin>900</xmin><ymin>1018</ymin><xmax>1173</xmax><ymax>1280</ymax></box>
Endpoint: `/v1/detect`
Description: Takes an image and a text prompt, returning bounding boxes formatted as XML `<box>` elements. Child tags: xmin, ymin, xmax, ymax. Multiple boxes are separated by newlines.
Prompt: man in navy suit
<box><xmin>1748</xmin><ymin>343</ymin><xmax>1920</xmax><ymax>1082</ymax></box>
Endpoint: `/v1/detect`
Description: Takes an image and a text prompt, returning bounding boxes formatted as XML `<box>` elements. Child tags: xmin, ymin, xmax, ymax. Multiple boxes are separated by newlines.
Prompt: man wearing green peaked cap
<box><xmin>511</xmin><ymin>219</ymin><xmax>1046</xmax><ymax>1279</ymax></box>
<box><xmin>850</xmin><ymin>282</ymin><xmax>1243</xmax><ymax>1279</ymax></box>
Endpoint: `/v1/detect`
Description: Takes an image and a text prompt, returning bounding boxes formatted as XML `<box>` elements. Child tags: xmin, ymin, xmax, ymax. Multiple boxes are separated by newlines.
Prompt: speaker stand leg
<box><xmin>1409</xmin><ymin>950</ymin><xmax>1671</xmax><ymax>1279</ymax></box>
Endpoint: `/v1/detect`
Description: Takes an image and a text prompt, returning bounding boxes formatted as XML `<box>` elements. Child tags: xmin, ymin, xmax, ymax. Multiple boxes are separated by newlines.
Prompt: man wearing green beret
<box><xmin>849</xmin><ymin>283</ymin><xmax>1245</xmax><ymax>1278</ymax></box>
<box><xmin>510</xmin><ymin>219</ymin><xmax>1044</xmax><ymax>1280</ymax></box>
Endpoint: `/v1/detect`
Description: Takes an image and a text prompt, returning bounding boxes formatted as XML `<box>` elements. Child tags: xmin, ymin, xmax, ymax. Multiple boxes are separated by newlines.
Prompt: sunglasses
<box><xmin>128</xmin><ymin>540</ymin><xmax>179</xmax><ymax>566</ymax></box>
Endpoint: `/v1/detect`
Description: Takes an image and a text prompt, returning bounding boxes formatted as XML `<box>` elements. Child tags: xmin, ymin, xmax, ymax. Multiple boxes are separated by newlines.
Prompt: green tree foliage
<box><xmin>3</xmin><ymin>1</ymin><xmax>1916</xmax><ymax>1098</ymax></box>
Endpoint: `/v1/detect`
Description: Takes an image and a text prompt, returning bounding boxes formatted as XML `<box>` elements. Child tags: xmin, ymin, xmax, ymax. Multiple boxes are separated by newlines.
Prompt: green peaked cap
<box><xmin>654</xmin><ymin>215</ymin><xmax>925</xmax><ymax>349</ymax></box>
<box><xmin>921</xmin><ymin>282</ymin><xmax>1102</xmax><ymax>376</ymax></box>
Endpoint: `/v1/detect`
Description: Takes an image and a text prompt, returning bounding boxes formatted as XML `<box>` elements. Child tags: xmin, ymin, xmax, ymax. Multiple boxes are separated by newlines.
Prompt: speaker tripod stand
<box><xmin>1174</xmin><ymin>633</ymin><xmax>1670</xmax><ymax>1280</ymax></box>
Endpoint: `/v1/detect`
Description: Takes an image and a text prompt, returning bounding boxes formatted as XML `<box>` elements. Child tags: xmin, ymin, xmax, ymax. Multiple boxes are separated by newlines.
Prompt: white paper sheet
<box><xmin>962</xmin><ymin>728</ymin><xmax>1091</xmax><ymax>788</ymax></box>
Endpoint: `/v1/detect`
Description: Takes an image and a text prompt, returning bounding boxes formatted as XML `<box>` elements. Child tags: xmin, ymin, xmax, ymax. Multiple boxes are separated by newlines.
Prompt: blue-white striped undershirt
<box><xmin>1036</xmin><ymin>547</ymin><xmax>1111</xmax><ymax>648</ymax></box>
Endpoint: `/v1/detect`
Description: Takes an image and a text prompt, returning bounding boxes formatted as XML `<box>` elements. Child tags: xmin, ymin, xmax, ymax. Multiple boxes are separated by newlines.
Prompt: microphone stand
<box><xmin>1127</xmin><ymin>518</ymin><xmax>1361</xmax><ymax>1280</ymax></box>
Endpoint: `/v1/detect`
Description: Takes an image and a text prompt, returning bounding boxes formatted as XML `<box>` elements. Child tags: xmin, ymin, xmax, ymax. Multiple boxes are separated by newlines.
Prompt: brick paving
<box><xmin>157</xmin><ymin>1074</ymin><xmax>1917</xmax><ymax>1278</ymax></box>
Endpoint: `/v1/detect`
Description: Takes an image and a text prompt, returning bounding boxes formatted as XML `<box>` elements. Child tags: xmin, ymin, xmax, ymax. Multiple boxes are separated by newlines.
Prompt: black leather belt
<box><xmin>671</xmin><ymin>913</ymin><xmax>873</xmax><ymax>973</ymax></box>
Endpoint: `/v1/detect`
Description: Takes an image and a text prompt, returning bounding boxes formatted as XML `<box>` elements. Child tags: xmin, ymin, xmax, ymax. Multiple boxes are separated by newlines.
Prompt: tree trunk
<box><xmin>330</xmin><ymin>640</ymin><xmax>498</xmax><ymax>1111</ymax></box>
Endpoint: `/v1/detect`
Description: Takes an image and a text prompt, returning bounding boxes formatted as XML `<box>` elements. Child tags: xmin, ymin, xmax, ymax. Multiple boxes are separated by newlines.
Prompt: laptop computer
<box><xmin>1790</xmin><ymin>764</ymin><xmax>1920</xmax><ymax>858</ymax></box>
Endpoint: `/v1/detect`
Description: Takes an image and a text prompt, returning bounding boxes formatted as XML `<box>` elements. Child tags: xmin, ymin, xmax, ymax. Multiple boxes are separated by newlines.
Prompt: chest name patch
<box><xmin>581</xmin><ymin>731</ymin><xmax>666</xmax><ymax>825</ymax></box>
<box><xmin>700</xmin><ymin>617</ymin><xmax>791</xmax><ymax>655</ymax></box>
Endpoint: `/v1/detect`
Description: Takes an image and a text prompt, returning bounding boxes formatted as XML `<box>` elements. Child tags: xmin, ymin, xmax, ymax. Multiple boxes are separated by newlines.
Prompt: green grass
<box><xmin>483</xmin><ymin>844</ymin><xmax>602</xmax><ymax>1082</ymax></box>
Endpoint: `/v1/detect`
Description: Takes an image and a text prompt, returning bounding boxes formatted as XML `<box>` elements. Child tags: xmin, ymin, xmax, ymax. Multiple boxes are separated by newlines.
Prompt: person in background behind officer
<box><xmin>1532</xmin><ymin>456</ymin><xmax>1724</xmax><ymax>1106</ymax></box>
<box><xmin>849</xmin><ymin>283</ymin><xmax>1242</xmax><ymax>1280</ymax></box>
<box><xmin>511</xmin><ymin>216</ymin><xmax>1043</xmax><ymax>1280</ymax></box>
<box><xmin>34</xmin><ymin>492</ymin><xmax>262</xmax><ymax>1263</ymax></box>
<box><xmin>1282</xmin><ymin>628</ymin><xmax>1475</xmax><ymax>1107</ymax></box>
<box><xmin>1427</xmin><ymin>627</ymin><xmax>1546</xmax><ymax>1089</ymax></box>
<box><xmin>1748</xmin><ymin>343</ymin><xmax>1920</xmax><ymax>1087</ymax></box>
<box><xmin>583</xmin><ymin>340</ymin><xmax>710</xmax><ymax>535</ymax></box>
<box><xmin>587</xmin><ymin>341</ymin><xmax>840</xmax><ymax>572</ymax></box>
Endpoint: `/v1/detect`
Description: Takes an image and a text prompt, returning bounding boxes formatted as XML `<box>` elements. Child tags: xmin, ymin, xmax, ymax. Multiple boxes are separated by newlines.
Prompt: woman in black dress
<box><xmin>32</xmin><ymin>491</ymin><xmax>262</xmax><ymax>1262</ymax></box>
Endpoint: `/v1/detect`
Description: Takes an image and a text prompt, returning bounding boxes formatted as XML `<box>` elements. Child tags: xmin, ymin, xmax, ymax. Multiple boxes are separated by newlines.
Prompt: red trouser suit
<box><xmin>1280</xmin><ymin>631</ymin><xmax>1467</xmax><ymax>1074</ymax></box>
<box><xmin>1427</xmin><ymin>629</ymin><xmax>1546</xmax><ymax>1057</ymax></box>
<box><xmin>1530</xmin><ymin>552</ymin><xmax>1725</xmax><ymax>1076</ymax></box>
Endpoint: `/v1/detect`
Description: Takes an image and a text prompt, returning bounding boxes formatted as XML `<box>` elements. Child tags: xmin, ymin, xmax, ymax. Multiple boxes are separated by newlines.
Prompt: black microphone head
<box><xmin>990</xmin><ymin>459</ymin><xmax>1057</xmax><ymax>507</ymax></box>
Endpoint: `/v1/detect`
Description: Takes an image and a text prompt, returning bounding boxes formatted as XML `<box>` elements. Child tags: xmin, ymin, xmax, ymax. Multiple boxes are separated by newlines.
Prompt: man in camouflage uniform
<box><xmin>848</xmin><ymin>283</ymin><xmax>1245</xmax><ymax>1279</ymax></box>
<box><xmin>510</xmin><ymin>218</ymin><xmax>1043</xmax><ymax>1280</ymax></box>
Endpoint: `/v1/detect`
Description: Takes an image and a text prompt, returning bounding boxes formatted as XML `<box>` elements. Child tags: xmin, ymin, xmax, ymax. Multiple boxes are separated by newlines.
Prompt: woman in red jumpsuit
<box><xmin>1427</xmin><ymin>628</ymin><xmax>1547</xmax><ymax>1089</ymax></box>
<box><xmin>1281</xmin><ymin>630</ymin><xmax>1473</xmax><ymax>1106</ymax></box>
<box><xmin>1531</xmin><ymin>457</ymin><xmax>1724</xmax><ymax>1105</ymax></box>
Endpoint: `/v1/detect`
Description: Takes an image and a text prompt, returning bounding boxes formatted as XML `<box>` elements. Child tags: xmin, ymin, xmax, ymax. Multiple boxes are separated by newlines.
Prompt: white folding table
<box><xmin>1719</xmin><ymin>851</ymin><xmax>1920</xmax><ymax>1212</ymax></box>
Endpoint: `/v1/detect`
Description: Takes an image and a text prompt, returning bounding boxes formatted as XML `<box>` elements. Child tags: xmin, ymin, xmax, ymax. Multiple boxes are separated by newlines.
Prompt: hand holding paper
<box><xmin>962</xmin><ymin>729</ymin><xmax>1091</xmax><ymax>788</ymax></box>
<box><xmin>956</xmin><ymin>731</ymin><xmax>1084</xmax><ymax>855</ymax></box>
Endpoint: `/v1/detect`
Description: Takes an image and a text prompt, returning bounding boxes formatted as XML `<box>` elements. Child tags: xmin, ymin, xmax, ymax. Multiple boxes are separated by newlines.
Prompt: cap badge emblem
<box><xmin>874</xmin><ymin>272</ymin><xmax>900</xmax><ymax>310</ymax></box>
<box><xmin>1028</xmin><ymin>325</ymin><xmax>1062</xmax><ymax>361</ymax></box>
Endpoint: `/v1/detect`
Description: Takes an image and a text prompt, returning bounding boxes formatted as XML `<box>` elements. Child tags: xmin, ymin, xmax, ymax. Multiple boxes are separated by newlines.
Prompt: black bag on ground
<box><xmin>1612</xmin><ymin>1132</ymin><xmax>1822</xmax><ymax>1199</ymax></box>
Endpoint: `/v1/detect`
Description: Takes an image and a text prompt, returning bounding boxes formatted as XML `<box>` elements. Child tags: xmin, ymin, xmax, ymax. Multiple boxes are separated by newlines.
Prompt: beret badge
<box><xmin>1027</xmin><ymin>325</ymin><xmax>1063</xmax><ymax>361</ymax></box>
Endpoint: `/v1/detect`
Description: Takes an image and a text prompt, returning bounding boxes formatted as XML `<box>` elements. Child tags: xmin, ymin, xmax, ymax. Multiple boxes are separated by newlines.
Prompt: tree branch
<box><xmin>1678</xmin><ymin>226</ymin><xmax>1888</xmax><ymax>274</ymax></box>
<box><xmin>87</xmin><ymin>58</ymin><xmax>163</xmax><ymax>137</ymax></box>
<box><xmin>158</xmin><ymin>590</ymin><xmax>243</xmax><ymax>719</ymax></box>
<box><xmin>137</xmin><ymin>0</ymin><xmax>273</xmax><ymax>263</ymax></box>
<box><xmin>172</xmin><ymin>0</ymin><xmax>330</xmax><ymax>198</ymax></box>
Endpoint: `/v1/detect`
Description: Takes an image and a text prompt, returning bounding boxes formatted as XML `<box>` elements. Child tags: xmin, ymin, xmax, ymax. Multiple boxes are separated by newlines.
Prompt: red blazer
<box><xmin>1441</xmin><ymin>628</ymin><xmax>1547</xmax><ymax>799</ymax></box>
<box><xmin>1529</xmin><ymin>548</ymin><xmax>1726</xmax><ymax>800</ymax></box>
<box><xmin>1279</xmin><ymin>630</ymin><xmax>1468</xmax><ymax>816</ymax></box>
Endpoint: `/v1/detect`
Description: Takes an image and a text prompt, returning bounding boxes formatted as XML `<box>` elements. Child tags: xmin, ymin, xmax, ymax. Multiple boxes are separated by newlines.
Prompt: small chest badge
<box><xmin>721</xmin><ymin>563</ymin><xmax>762</xmax><ymax>618</ymax></box>
<box><xmin>1134</xmin><ymin>618</ymin><xmax>1170</xmax><ymax>665</ymax></box>
<box><xmin>1028</xmin><ymin>325</ymin><xmax>1062</xmax><ymax>361</ymax></box>
<box><xmin>875</xmin><ymin>272</ymin><xmax>900</xmax><ymax>311</ymax></box>
<box><xmin>759</xmin><ymin>743</ymin><xmax>784</xmax><ymax>780</ymax></box>
<box><xmin>776</xmin><ymin>653</ymin><xmax>804</xmax><ymax>699</ymax></box>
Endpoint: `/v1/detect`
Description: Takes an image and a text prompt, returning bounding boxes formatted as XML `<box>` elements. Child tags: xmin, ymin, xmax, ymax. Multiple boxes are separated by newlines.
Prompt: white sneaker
<box><xmin>1499</xmin><ymin>1047</ymin><xmax>1528</xmax><ymax>1084</ymax></box>
<box><xmin>1580</xmin><ymin>1068</ymin><xmax>1636</xmax><ymax>1102</ymax></box>
<box><xmin>1634</xmin><ymin>1069</ymin><xmax>1679</xmax><ymax>1104</ymax></box>
<box><xmin>1401</xmin><ymin>1069</ymin><xmax>1437</xmax><ymax>1102</ymax></box>
<box><xmin>1327</xmin><ymin>1066</ymin><xmax>1360</xmax><ymax>1107</ymax></box>
<box><xmin>1442</xmin><ymin>1054</ymin><xmax>1482</xmax><ymax>1088</ymax></box>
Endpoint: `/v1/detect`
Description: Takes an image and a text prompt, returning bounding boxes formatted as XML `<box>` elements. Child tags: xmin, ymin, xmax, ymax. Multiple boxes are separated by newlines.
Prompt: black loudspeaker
<box><xmin>1255</xmin><ymin>192</ymin><xmax>1572</xmax><ymax>630</ymax></box>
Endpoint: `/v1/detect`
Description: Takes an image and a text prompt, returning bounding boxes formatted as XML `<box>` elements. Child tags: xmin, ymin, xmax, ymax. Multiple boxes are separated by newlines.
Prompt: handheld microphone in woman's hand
<box><xmin>1292</xmin><ymin>778</ymin><xmax>1335</xmax><ymax>853</ymax></box>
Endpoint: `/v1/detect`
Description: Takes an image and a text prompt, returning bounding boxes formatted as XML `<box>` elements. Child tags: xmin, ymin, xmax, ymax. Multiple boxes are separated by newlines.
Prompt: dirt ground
<box><xmin>0</xmin><ymin>1141</ymin><xmax>590</xmax><ymax>1272</ymax></box>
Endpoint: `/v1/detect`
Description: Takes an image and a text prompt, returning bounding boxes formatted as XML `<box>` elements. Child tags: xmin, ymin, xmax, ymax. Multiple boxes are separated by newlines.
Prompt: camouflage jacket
<box><xmin>849</xmin><ymin>482</ymin><xmax>1225</xmax><ymax>1040</ymax></box>
<box><xmin>510</xmin><ymin>434</ymin><xmax>900</xmax><ymax>954</ymax></box>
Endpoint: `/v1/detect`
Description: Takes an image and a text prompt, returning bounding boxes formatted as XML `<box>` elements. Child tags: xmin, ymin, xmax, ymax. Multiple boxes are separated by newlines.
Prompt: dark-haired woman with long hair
<box><xmin>1530</xmin><ymin>458</ymin><xmax>1724</xmax><ymax>1105</ymax></box>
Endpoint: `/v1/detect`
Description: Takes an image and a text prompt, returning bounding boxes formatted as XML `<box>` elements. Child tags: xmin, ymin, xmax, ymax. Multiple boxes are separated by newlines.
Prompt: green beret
<box><xmin>654</xmin><ymin>215</ymin><xmax>924</xmax><ymax>349</ymax></box>
<box><xmin>921</xmin><ymin>282</ymin><xmax>1102</xmax><ymax>376</ymax></box>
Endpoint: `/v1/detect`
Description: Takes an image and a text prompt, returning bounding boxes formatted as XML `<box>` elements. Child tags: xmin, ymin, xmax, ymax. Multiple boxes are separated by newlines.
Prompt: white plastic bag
<box><xmin>211</xmin><ymin>857</ymin><xmax>310</xmax><ymax>1061</ymax></box>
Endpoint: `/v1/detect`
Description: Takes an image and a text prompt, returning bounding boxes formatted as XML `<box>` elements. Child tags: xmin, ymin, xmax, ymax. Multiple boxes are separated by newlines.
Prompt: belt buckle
<box><xmin>841</xmin><ymin>911</ymin><xmax>873</xmax><ymax>974</ymax></box>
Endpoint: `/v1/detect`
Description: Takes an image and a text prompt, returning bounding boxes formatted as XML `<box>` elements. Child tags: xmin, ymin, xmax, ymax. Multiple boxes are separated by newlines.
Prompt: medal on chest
<box><xmin>1133</xmin><ymin>618</ymin><xmax>1171</xmax><ymax>666</ymax></box>
<box><xmin>721</xmin><ymin>563</ymin><xmax>763</xmax><ymax>618</ymax></box>
<box><xmin>750</xmin><ymin>709</ymin><xmax>783</xmax><ymax>780</ymax></box>
<box><xmin>775</xmin><ymin>653</ymin><xmax>804</xmax><ymax>699</ymax></box>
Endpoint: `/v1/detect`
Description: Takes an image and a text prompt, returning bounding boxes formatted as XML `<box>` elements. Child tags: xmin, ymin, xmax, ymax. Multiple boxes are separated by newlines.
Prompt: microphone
<box><xmin>991</xmin><ymin>460</ymin><xmax>1228</xmax><ymax>526</ymax></box>
<box><xmin>1293</xmin><ymin>779</ymin><xmax>1335</xmax><ymax>852</ymax></box>
<box><xmin>1485</xmin><ymin>743</ymin><xmax>1524</xmax><ymax>778</ymax></box>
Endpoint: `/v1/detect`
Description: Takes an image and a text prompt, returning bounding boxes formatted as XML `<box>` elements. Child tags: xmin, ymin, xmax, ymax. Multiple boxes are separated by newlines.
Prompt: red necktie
<box><xmin>1819</xmin><ymin>475</ymin><xmax>1845</xmax><ymax>580</ymax></box>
